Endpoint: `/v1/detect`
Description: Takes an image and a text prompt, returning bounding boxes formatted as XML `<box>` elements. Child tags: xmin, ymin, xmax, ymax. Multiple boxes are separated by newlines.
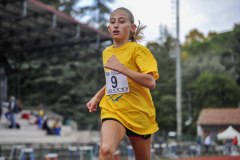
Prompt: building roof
<box><xmin>0</xmin><ymin>0</ymin><xmax>111</xmax><ymax>53</ymax></box>
<box><xmin>197</xmin><ymin>108</ymin><xmax>240</xmax><ymax>125</ymax></box>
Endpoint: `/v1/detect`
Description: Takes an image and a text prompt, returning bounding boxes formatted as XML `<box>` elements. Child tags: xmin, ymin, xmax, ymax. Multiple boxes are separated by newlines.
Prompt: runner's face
<box><xmin>108</xmin><ymin>10</ymin><xmax>134</xmax><ymax>43</ymax></box>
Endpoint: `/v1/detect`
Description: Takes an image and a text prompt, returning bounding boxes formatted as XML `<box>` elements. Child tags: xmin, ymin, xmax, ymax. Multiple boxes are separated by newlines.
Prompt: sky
<box><xmin>110</xmin><ymin>0</ymin><xmax>240</xmax><ymax>45</ymax></box>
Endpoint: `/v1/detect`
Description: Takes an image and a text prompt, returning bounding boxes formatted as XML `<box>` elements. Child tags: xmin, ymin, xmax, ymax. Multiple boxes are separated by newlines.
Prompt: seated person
<box><xmin>52</xmin><ymin>118</ymin><xmax>61</xmax><ymax>136</ymax></box>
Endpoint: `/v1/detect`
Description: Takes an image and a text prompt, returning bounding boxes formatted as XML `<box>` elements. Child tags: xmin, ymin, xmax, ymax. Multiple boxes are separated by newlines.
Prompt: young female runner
<box><xmin>86</xmin><ymin>7</ymin><xmax>159</xmax><ymax>160</ymax></box>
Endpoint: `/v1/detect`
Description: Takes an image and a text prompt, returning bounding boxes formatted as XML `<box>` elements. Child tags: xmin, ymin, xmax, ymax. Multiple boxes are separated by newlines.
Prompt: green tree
<box><xmin>147</xmin><ymin>38</ymin><xmax>176</xmax><ymax>133</ymax></box>
<box><xmin>38</xmin><ymin>0</ymin><xmax>78</xmax><ymax>14</ymax></box>
<box><xmin>190</xmin><ymin>71</ymin><xmax>240</xmax><ymax>111</ymax></box>
<box><xmin>185</xmin><ymin>29</ymin><xmax>205</xmax><ymax>44</ymax></box>
<box><xmin>181</xmin><ymin>24</ymin><xmax>240</xmax><ymax>135</ymax></box>
<box><xmin>75</xmin><ymin>0</ymin><xmax>114</xmax><ymax>31</ymax></box>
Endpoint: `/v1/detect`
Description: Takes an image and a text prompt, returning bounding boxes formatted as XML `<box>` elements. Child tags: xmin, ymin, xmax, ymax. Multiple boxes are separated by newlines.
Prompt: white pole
<box><xmin>175</xmin><ymin>0</ymin><xmax>182</xmax><ymax>140</ymax></box>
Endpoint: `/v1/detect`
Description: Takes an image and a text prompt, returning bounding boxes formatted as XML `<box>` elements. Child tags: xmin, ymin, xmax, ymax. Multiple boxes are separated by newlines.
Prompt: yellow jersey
<box><xmin>99</xmin><ymin>42</ymin><xmax>159</xmax><ymax>135</ymax></box>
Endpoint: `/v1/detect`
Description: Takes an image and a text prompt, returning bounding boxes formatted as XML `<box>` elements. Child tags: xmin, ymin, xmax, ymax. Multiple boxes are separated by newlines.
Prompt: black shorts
<box><xmin>102</xmin><ymin>118</ymin><xmax>151</xmax><ymax>139</ymax></box>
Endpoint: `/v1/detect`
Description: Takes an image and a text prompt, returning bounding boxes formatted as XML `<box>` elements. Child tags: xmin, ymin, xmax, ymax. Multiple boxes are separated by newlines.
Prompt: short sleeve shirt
<box><xmin>99</xmin><ymin>42</ymin><xmax>159</xmax><ymax>135</ymax></box>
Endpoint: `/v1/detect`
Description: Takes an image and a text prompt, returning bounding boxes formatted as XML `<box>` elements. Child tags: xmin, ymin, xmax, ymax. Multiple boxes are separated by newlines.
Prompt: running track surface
<box><xmin>178</xmin><ymin>156</ymin><xmax>240</xmax><ymax>160</ymax></box>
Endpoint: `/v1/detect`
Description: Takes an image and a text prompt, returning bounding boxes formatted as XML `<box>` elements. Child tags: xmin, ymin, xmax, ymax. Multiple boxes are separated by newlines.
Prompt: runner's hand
<box><xmin>104</xmin><ymin>55</ymin><xmax>124</xmax><ymax>73</ymax></box>
<box><xmin>86</xmin><ymin>97</ymin><xmax>98</xmax><ymax>112</ymax></box>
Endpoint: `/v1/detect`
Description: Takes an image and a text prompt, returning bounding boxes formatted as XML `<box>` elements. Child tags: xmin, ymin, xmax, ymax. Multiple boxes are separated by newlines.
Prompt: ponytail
<box><xmin>129</xmin><ymin>20</ymin><xmax>146</xmax><ymax>42</ymax></box>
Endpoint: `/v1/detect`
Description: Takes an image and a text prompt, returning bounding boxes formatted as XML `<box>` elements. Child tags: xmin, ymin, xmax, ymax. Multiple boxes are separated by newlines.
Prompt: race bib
<box><xmin>105</xmin><ymin>71</ymin><xmax>129</xmax><ymax>95</ymax></box>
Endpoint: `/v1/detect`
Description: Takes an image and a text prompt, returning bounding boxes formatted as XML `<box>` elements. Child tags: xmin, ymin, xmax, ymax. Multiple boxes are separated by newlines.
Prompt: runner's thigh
<box><xmin>101</xmin><ymin>120</ymin><xmax>126</xmax><ymax>150</ymax></box>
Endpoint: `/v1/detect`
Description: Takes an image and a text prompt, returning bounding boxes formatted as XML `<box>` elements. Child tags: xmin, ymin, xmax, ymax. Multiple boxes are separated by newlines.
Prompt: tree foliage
<box><xmin>181</xmin><ymin>24</ymin><xmax>240</xmax><ymax>134</ymax></box>
<box><xmin>75</xmin><ymin>0</ymin><xmax>114</xmax><ymax>31</ymax></box>
<box><xmin>38</xmin><ymin>0</ymin><xmax>114</xmax><ymax>32</ymax></box>
<box><xmin>147</xmin><ymin>39</ymin><xmax>176</xmax><ymax>132</ymax></box>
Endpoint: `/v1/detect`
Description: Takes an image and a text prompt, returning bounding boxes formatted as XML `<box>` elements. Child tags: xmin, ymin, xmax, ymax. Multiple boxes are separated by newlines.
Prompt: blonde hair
<box><xmin>111</xmin><ymin>7</ymin><xmax>146</xmax><ymax>42</ymax></box>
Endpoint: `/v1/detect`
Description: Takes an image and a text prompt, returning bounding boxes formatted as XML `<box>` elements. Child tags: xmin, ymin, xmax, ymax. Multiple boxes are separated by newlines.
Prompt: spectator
<box><xmin>36</xmin><ymin>103</ymin><xmax>44</xmax><ymax>129</ymax></box>
<box><xmin>232</xmin><ymin>136</ymin><xmax>238</xmax><ymax>146</ymax></box>
<box><xmin>52</xmin><ymin>118</ymin><xmax>61</xmax><ymax>136</ymax></box>
<box><xmin>196</xmin><ymin>136</ymin><xmax>202</xmax><ymax>156</ymax></box>
<box><xmin>232</xmin><ymin>136</ymin><xmax>238</xmax><ymax>154</ymax></box>
<box><xmin>223</xmin><ymin>139</ymin><xmax>232</xmax><ymax>155</ymax></box>
<box><xmin>42</xmin><ymin>117</ymin><xmax>54</xmax><ymax>135</ymax></box>
<box><xmin>5</xmin><ymin>96</ymin><xmax>17</xmax><ymax>128</ymax></box>
<box><xmin>204</xmin><ymin>135</ymin><xmax>212</xmax><ymax>154</ymax></box>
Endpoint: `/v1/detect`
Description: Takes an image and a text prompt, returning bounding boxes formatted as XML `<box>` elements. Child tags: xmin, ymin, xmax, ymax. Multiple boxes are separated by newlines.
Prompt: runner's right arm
<box><xmin>86</xmin><ymin>86</ymin><xmax>105</xmax><ymax>112</ymax></box>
